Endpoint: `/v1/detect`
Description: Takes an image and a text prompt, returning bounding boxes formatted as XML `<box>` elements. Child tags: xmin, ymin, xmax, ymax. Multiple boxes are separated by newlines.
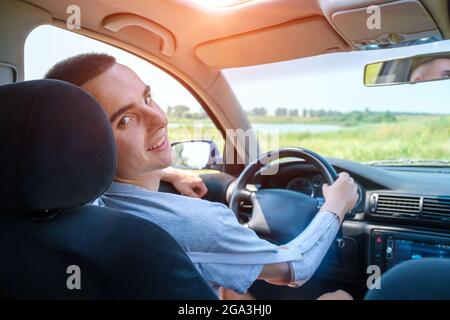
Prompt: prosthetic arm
<box><xmin>284</xmin><ymin>210</ymin><xmax>340</xmax><ymax>286</ymax></box>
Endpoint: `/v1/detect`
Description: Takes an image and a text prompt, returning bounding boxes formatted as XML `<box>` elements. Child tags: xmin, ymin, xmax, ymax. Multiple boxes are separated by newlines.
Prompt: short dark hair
<box><xmin>45</xmin><ymin>53</ymin><xmax>116</xmax><ymax>86</ymax></box>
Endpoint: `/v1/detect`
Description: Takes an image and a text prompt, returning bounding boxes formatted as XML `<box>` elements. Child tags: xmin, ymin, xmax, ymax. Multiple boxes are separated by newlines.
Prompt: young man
<box><xmin>45</xmin><ymin>53</ymin><xmax>358</xmax><ymax>298</ymax></box>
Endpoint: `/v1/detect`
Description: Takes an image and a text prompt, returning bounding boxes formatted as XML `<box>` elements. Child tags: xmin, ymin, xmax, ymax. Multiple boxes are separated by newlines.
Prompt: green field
<box><xmin>168</xmin><ymin>115</ymin><xmax>450</xmax><ymax>164</ymax></box>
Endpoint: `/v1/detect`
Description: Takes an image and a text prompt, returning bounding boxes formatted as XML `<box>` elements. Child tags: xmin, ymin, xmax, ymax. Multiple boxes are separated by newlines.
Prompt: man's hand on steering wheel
<box><xmin>321</xmin><ymin>172</ymin><xmax>359</xmax><ymax>223</ymax></box>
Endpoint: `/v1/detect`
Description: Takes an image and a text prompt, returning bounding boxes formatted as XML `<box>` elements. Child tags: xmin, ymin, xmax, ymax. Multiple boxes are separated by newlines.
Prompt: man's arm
<box><xmin>160</xmin><ymin>167</ymin><xmax>208</xmax><ymax>198</ymax></box>
<box><xmin>184</xmin><ymin>172</ymin><xmax>357</xmax><ymax>292</ymax></box>
<box><xmin>257</xmin><ymin>172</ymin><xmax>358</xmax><ymax>285</ymax></box>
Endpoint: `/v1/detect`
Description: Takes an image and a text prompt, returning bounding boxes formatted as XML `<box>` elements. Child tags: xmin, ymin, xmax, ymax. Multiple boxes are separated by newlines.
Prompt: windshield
<box><xmin>223</xmin><ymin>40</ymin><xmax>450</xmax><ymax>166</ymax></box>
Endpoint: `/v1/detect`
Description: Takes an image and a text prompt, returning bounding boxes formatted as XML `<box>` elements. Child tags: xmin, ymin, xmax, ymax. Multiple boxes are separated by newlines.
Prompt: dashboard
<box><xmin>250</xmin><ymin>158</ymin><xmax>450</xmax><ymax>225</ymax></box>
<box><xmin>242</xmin><ymin>157</ymin><xmax>450</xmax><ymax>294</ymax></box>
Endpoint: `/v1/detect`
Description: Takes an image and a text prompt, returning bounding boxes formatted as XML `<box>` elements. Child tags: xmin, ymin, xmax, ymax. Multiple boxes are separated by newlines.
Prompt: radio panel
<box><xmin>370</xmin><ymin>229</ymin><xmax>450</xmax><ymax>271</ymax></box>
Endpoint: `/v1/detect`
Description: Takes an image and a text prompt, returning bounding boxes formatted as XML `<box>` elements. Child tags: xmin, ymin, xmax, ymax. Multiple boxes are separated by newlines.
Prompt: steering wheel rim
<box><xmin>230</xmin><ymin>147</ymin><xmax>338</xmax><ymax>215</ymax></box>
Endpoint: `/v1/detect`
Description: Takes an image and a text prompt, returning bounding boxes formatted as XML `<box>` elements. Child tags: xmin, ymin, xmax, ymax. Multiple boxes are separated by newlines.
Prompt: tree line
<box><xmin>166</xmin><ymin>105</ymin><xmax>207</xmax><ymax>119</ymax></box>
<box><xmin>249</xmin><ymin>108</ymin><xmax>346</xmax><ymax>117</ymax></box>
<box><xmin>167</xmin><ymin>105</ymin><xmax>431</xmax><ymax>125</ymax></box>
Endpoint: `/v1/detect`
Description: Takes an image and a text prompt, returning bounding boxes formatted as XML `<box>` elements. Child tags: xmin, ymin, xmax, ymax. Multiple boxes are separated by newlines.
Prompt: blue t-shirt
<box><xmin>95</xmin><ymin>181</ymin><xmax>339</xmax><ymax>294</ymax></box>
<box><xmin>97</xmin><ymin>182</ymin><xmax>276</xmax><ymax>294</ymax></box>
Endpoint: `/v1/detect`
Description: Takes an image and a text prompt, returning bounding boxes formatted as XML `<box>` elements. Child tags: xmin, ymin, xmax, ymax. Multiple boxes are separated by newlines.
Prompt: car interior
<box><xmin>0</xmin><ymin>0</ymin><xmax>449</xmax><ymax>300</ymax></box>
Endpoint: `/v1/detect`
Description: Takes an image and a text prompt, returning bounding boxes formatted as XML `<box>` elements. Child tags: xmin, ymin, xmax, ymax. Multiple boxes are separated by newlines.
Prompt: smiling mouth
<box><xmin>147</xmin><ymin>135</ymin><xmax>167</xmax><ymax>152</ymax></box>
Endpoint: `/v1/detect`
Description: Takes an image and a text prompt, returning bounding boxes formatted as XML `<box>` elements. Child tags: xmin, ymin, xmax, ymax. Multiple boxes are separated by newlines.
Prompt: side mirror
<box><xmin>171</xmin><ymin>140</ymin><xmax>223</xmax><ymax>170</ymax></box>
<box><xmin>364</xmin><ymin>52</ymin><xmax>450</xmax><ymax>86</ymax></box>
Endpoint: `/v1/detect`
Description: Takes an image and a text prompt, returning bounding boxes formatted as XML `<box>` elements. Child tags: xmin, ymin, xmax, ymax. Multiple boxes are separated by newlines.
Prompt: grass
<box><xmin>168</xmin><ymin>115</ymin><xmax>450</xmax><ymax>164</ymax></box>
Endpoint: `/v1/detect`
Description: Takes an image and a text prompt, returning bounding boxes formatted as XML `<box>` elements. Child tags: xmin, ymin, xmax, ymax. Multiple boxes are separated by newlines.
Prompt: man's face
<box><xmin>82</xmin><ymin>63</ymin><xmax>172</xmax><ymax>179</ymax></box>
<box><xmin>410</xmin><ymin>58</ymin><xmax>450</xmax><ymax>82</ymax></box>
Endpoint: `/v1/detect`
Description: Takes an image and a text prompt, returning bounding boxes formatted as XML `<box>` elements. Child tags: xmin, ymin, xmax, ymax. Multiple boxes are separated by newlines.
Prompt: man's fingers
<box><xmin>180</xmin><ymin>186</ymin><xmax>199</xmax><ymax>198</ymax></box>
<box><xmin>338</xmin><ymin>172</ymin><xmax>350</xmax><ymax>179</ymax></box>
<box><xmin>194</xmin><ymin>182</ymin><xmax>208</xmax><ymax>197</ymax></box>
<box><xmin>192</xmin><ymin>187</ymin><xmax>207</xmax><ymax>198</ymax></box>
<box><xmin>187</xmin><ymin>180</ymin><xmax>207</xmax><ymax>198</ymax></box>
<box><xmin>336</xmin><ymin>172</ymin><xmax>355</xmax><ymax>187</ymax></box>
<box><xmin>180</xmin><ymin>182</ymin><xmax>208</xmax><ymax>198</ymax></box>
<box><xmin>196</xmin><ymin>187</ymin><xmax>208</xmax><ymax>197</ymax></box>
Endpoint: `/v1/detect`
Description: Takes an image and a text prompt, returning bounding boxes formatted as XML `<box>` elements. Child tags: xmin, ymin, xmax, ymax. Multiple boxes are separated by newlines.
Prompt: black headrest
<box><xmin>0</xmin><ymin>79</ymin><xmax>116</xmax><ymax>211</ymax></box>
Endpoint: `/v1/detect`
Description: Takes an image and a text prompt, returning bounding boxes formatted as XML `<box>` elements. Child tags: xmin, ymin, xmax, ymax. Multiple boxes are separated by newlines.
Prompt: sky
<box><xmin>25</xmin><ymin>25</ymin><xmax>202</xmax><ymax>112</ymax></box>
<box><xmin>223</xmin><ymin>40</ymin><xmax>450</xmax><ymax>114</ymax></box>
<box><xmin>25</xmin><ymin>25</ymin><xmax>450</xmax><ymax>115</ymax></box>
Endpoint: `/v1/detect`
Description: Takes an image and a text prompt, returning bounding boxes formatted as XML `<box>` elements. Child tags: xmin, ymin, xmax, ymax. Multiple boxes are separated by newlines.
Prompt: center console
<box><xmin>370</xmin><ymin>229</ymin><xmax>450</xmax><ymax>271</ymax></box>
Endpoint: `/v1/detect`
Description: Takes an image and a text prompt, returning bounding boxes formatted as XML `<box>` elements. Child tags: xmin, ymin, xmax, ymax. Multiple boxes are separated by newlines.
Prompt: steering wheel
<box><xmin>230</xmin><ymin>147</ymin><xmax>359</xmax><ymax>245</ymax></box>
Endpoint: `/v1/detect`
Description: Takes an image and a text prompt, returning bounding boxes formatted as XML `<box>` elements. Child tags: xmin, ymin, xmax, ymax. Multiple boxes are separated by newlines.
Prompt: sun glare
<box><xmin>187</xmin><ymin>0</ymin><xmax>254</xmax><ymax>8</ymax></box>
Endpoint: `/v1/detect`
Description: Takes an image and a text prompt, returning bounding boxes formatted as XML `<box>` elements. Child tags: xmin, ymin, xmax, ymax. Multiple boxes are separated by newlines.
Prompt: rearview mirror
<box><xmin>364</xmin><ymin>52</ymin><xmax>450</xmax><ymax>86</ymax></box>
<box><xmin>171</xmin><ymin>140</ymin><xmax>222</xmax><ymax>170</ymax></box>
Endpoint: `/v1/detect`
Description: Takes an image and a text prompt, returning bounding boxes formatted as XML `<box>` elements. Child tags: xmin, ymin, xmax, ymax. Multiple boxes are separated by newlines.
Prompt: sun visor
<box><xmin>195</xmin><ymin>16</ymin><xmax>348</xmax><ymax>68</ymax></box>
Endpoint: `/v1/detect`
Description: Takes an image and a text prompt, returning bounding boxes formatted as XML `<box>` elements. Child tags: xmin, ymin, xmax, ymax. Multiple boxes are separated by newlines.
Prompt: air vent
<box><xmin>422</xmin><ymin>197</ymin><xmax>450</xmax><ymax>221</ymax></box>
<box><xmin>373</xmin><ymin>194</ymin><xmax>421</xmax><ymax>217</ymax></box>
